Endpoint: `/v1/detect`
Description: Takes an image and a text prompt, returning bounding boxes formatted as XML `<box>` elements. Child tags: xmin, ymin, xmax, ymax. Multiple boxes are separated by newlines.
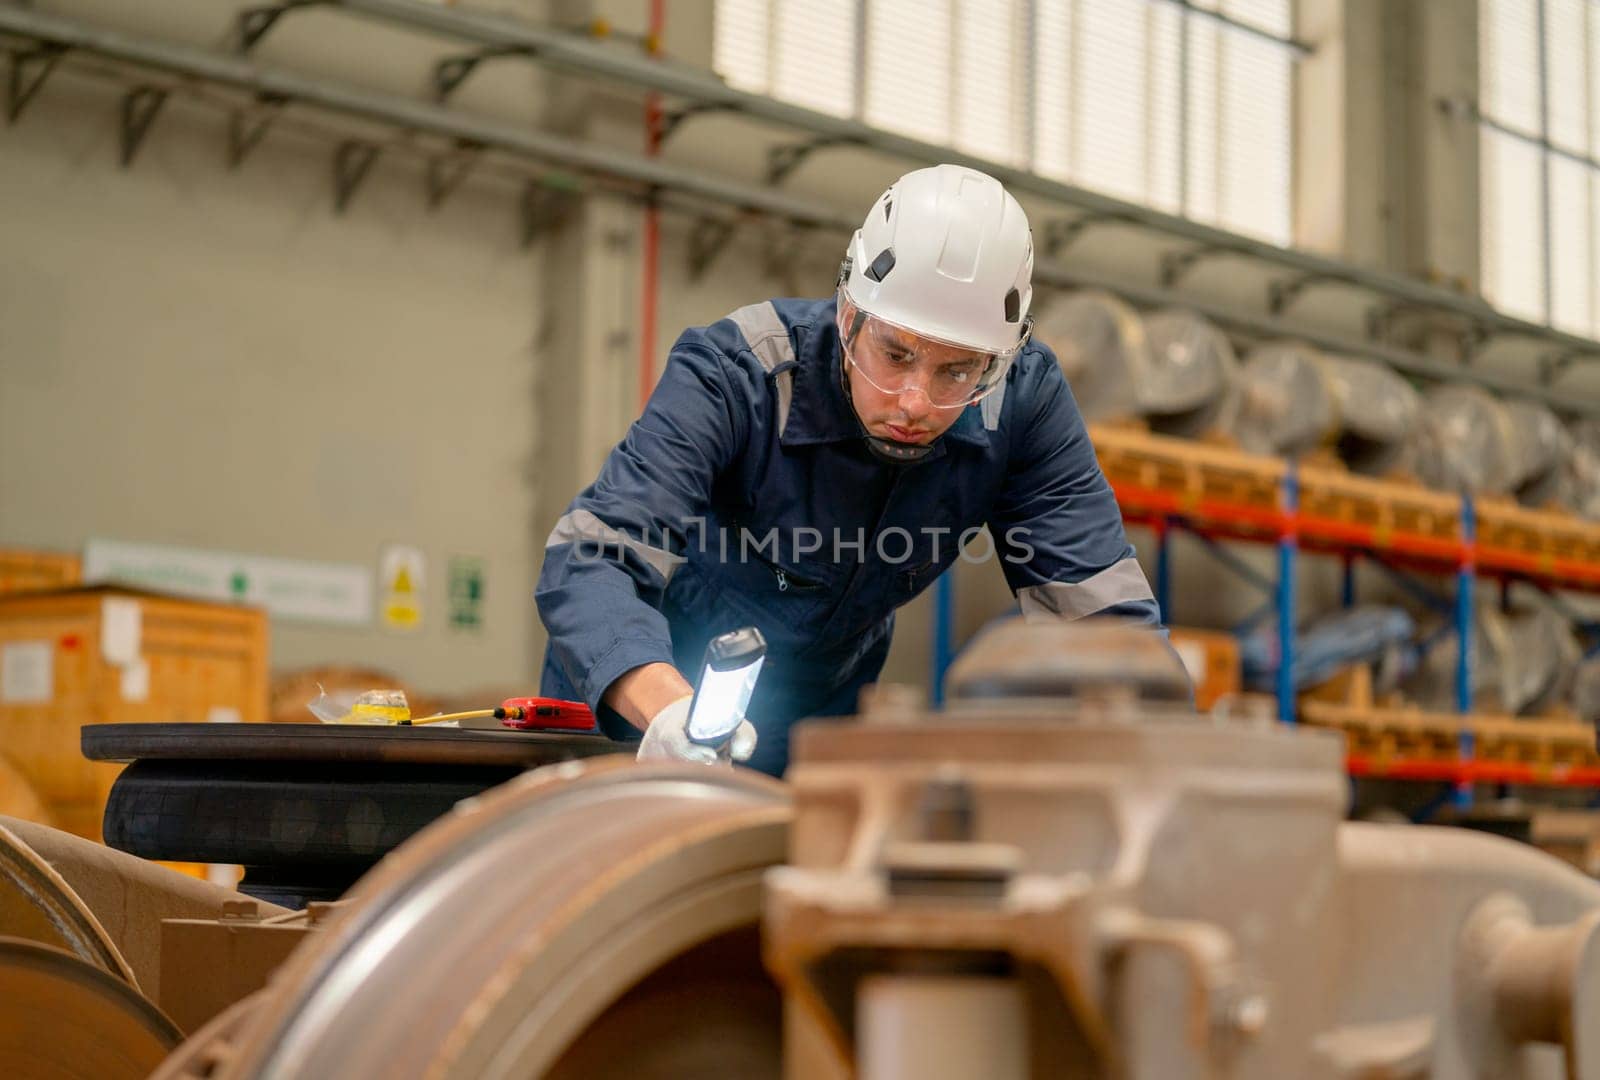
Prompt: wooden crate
<box><xmin>1169</xmin><ymin>627</ymin><xmax>1241</xmax><ymax>711</ymax></box>
<box><xmin>1090</xmin><ymin>425</ymin><xmax>1284</xmax><ymax>517</ymax></box>
<box><xmin>0</xmin><ymin>549</ymin><xmax>81</xmax><ymax>597</ymax></box>
<box><xmin>0</xmin><ymin>586</ymin><xmax>268</xmax><ymax>840</ymax></box>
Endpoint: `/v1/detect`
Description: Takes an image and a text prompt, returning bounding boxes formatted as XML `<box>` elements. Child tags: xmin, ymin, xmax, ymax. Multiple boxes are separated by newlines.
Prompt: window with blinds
<box><xmin>712</xmin><ymin>0</ymin><xmax>1296</xmax><ymax>246</ymax></box>
<box><xmin>1480</xmin><ymin>0</ymin><xmax>1600</xmax><ymax>337</ymax></box>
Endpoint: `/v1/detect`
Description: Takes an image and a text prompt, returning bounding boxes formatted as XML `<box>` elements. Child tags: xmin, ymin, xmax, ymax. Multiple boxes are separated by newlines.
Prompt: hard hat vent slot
<box><xmin>865</xmin><ymin>248</ymin><xmax>897</xmax><ymax>283</ymax></box>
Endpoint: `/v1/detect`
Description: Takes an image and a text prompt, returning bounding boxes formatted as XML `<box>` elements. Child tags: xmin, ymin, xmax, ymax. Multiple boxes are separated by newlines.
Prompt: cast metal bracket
<box><xmin>333</xmin><ymin>139</ymin><xmax>381</xmax><ymax>214</ymax></box>
<box><xmin>433</xmin><ymin>46</ymin><xmax>531</xmax><ymax>102</ymax></box>
<box><xmin>766</xmin><ymin>135</ymin><xmax>860</xmax><ymax>186</ymax></box>
<box><xmin>520</xmin><ymin>180</ymin><xmax>578</xmax><ymax>248</ymax></box>
<box><xmin>1267</xmin><ymin>273</ymin><xmax>1337</xmax><ymax>316</ymax></box>
<box><xmin>1041</xmin><ymin>212</ymin><xmax>1136</xmax><ymax>257</ymax></box>
<box><xmin>120</xmin><ymin>86</ymin><xmax>169</xmax><ymax>168</ymax></box>
<box><xmin>227</xmin><ymin>92</ymin><xmax>288</xmax><ymax>169</ymax></box>
<box><xmin>658</xmin><ymin>102</ymin><xmax>736</xmax><ymax>142</ymax></box>
<box><xmin>1160</xmin><ymin>244</ymin><xmax>1235</xmax><ymax>289</ymax></box>
<box><xmin>761</xmin><ymin>223</ymin><xmax>812</xmax><ymax>284</ymax></box>
<box><xmin>1538</xmin><ymin>348</ymin><xmax>1593</xmax><ymax>386</ymax></box>
<box><xmin>6</xmin><ymin>44</ymin><xmax>65</xmax><ymax>124</ymax></box>
<box><xmin>688</xmin><ymin>215</ymin><xmax>736</xmax><ymax>279</ymax></box>
<box><xmin>236</xmin><ymin>2</ymin><xmax>324</xmax><ymax>54</ymax></box>
<box><xmin>1456</xmin><ymin>323</ymin><xmax>1492</xmax><ymax>365</ymax></box>
<box><xmin>426</xmin><ymin>139</ymin><xmax>484</xmax><ymax>209</ymax></box>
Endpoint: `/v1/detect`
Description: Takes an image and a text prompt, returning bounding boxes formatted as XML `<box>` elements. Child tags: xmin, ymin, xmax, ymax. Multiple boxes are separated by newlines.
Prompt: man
<box><xmin>537</xmin><ymin>164</ymin><xmax>1170</xmax><ymax>776</ymax></box>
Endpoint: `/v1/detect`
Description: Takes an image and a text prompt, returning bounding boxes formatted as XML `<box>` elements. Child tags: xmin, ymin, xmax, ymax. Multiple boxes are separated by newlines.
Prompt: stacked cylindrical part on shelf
<box><xmin>1502</xmin><ymin>400</ymin><xmax>1576</xmax><ymax>510</ymax></box>
<box><xmin>1567</xmin><ymin>417</ymin><xmax>1600</xmax><ymax>520</ymax></box>
<box><xmin>1409</xmin><ymin>603</ymin><xmax>1582</xmax><ymax>717</ymax></box>
<box><xmin>1037</xmin><ymin>290</ymin><xmax>1151</xmax><ymax>424</ymax></box>
<box><xmin>1231</xmin><ymin>342</ymin><xmax>1339</xmax><ymax>457</ymax></box>
<box><xmin>1319</xmin><ymin>356</ymin><xmax>1421</xmax><ymax>476</ymax></box>
<box><xmin>1139</xmin><ymin>309</ymin><xmax>1241</xmax><ymax>439</ymax></box>
<box><xmin>1408</xmin><ymin>385</ymin><xmax>1521</xmax><ymax>497</ymax></box>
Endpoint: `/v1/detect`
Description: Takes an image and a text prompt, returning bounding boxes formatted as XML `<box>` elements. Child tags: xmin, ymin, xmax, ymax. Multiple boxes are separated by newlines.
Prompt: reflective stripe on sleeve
<box><xmin>728</xmin><ymin>301</ymin><xmax>796</xmax><ymax>436</ymax></box>
<box><xmin>546</xmin><ymin>509</ymin><xmax>685</xmax><ymax>584</ymax></box>
<box><xmin>1017</xmin><ymin>557</ymin><xmax>1155</xmax><ymax>621</ymax></box>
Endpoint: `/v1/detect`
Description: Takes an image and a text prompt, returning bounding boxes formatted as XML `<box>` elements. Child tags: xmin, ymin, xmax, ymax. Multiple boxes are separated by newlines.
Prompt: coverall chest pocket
<box><xmin>899</xmin><ymin>559</ymin><xmax>941</xmax><ymax>599</ymax></box>
<box><xmin>707</xmin><ymin>542</ymin><xmax>837</xmax><ymax>629</ymax></box>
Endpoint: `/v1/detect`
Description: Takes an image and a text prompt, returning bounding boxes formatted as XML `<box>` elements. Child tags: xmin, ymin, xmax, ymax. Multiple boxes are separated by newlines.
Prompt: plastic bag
<box><xmin>307</xmin><ymin>686</ymin><xmax>411</xmax><ymax>725</ymax></box>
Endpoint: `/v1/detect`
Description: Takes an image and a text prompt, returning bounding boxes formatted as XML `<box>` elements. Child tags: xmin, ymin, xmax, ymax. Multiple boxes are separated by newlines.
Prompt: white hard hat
<box><xmin>839</xmin><ymin>164</ymin><xmax>1035</xmax><ymax>391</ymax></box>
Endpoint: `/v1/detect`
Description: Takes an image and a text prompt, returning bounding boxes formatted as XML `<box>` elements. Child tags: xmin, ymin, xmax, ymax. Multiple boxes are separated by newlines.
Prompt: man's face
<box><xmin>839</xmin><ymin>301</ymin><xmax>986</xmax><ymax>446</ymax></box>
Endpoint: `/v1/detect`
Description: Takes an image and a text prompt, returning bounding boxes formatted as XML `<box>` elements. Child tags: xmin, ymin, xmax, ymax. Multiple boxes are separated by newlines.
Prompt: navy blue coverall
<box><xmin>536</xmin><ymin>296</ymin><xmax>1163</xmax><ymax>776</ymax></box>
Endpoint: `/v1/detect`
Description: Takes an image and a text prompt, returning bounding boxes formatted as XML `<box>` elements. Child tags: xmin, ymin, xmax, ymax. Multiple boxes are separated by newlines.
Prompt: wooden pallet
<box><xmin>1297</xmin><ymin>463</ymin><xmax>1463</xmax><ymax>548</ymax></box>
<box><xmin>1090</xmin><ymin>424</ymin><xmax>1284</xmax><ymax>517</ymax></box>
<box><xmin>1090</xmin><ymin>427</ymin><xmax>1463</xmax><ymax>547</ymax></box>
<box><xmin>1301</xmin><ymin>701</ymin><xmax>1600</xmax><ymax>771</ymax></box>
<box><xmin>1475</xmin><ymin>499</ymin><xmax>1600</xmax><ymax>566</ymax></box>
<box><xmin>1300</xmin><ymin>702</ymin><xmax>1466</xmax><ymax>762</ymax></box>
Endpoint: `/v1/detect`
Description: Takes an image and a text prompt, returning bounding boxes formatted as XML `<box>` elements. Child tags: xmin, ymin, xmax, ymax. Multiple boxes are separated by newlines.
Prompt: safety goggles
<box><xmin>836</xmin><ymin>289</ymin><xmax>1025</xmax><ymax>410</ymax></box>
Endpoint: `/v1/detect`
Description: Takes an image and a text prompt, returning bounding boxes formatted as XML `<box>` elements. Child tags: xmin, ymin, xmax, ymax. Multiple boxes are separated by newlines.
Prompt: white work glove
<box><xmin>636</xmin><ymin>696</ymin><xmax>758</xmax><ymax>766</ymax></box>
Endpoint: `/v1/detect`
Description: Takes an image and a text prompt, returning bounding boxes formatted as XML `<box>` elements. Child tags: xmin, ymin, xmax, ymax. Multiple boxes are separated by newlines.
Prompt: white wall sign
<box><xmin>84</xmin><ymin>539</ymin><xmax>373</xmax><ymax>625</ymax></box>
<box><xmin>1</xmin><ymin>642</ymin><xmax>53</xmax><ymax>705</ymax></box>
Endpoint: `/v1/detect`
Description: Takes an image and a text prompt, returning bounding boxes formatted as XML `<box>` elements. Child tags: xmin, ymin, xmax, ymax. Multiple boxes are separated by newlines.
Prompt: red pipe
<box><xmin>638</xmin><ymin>0</ymin><xmax>666</xmax><ymax>414</ymax></box>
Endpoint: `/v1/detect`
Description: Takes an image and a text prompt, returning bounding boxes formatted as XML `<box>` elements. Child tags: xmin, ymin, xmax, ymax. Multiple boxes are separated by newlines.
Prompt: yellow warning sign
<box><xmin>379</xmin><ymin>546</ymin><xmax>425</xmax><ymax>631</ymax></box>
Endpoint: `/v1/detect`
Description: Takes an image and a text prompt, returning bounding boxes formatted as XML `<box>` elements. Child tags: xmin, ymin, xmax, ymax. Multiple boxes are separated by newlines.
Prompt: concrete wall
<box><xmin>0</xmin><ymin>0</ymin><xmax>1566</xmax><ymax>704</ymax></box>
<box><xmin>0</xmin><ymin>0</ymin><xmax>554</xmax><ymax>693</ymax></box>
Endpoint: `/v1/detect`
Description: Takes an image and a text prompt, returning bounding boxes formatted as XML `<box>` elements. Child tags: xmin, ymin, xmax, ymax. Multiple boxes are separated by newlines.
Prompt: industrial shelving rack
<box><xmin>994</xmin><ymin>426</ymin><xmax>1600</xmax><ymax>807</ymax></box>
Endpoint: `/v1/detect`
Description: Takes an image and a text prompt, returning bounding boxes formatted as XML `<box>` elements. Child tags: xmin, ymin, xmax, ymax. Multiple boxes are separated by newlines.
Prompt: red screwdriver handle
<box><xmin>497</xmin><ymin>696</ymin><xmax>597</xmax><ymax>731</ymax></box>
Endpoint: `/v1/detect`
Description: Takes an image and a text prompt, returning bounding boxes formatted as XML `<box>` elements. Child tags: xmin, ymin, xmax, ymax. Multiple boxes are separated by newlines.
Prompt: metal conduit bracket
<box><xmin>1041</xmin><ymin>212</ymin><xmax>1135</xmax><ymax>257</ymax></box>
<box><xmin>236</xmin><ymin>2</ymin><xmax>324</xmax><ymax>54</ymax></box>
<box><xmin>432</xmin><ymin>46</ymin><xmax>530</xmax><ymax>102</ymax></box>
<box><xmin>332</xmin><ymin>139</ymin><xmax>381</xmax><ymax>214</ymax></box>
<box><xmin>1457</xmin><ymin>322</ymin><xmax>1492</xmax><ymax>365</ymax></box>
<box><xmin>1159</xmin><ymin>244</ymin><xmax>1234</xmax><ymax>289</ymax></box>
<box><xmin>6</xmin><ymin>44</ymin><xmax>66</xmax><ymax>125</ymax></box>
<box><xmin>658</xmin><ymin>101</ymin><xmax>737</xmax><ymax>142</ymax></box>
<box><xmin>688</xmin><ymin>215</ymin><xmax>737</xmax><ymax>279</ymax></box>
<box><xmin>1364</xmin><ymin>298</ymin><xmax>1417</xmax><ymax>342</ymax></box>
<box><xmin>1538</xmin><ymin>348</ymin><xmax>1592</xmax><ymax>386</ymax></box>
<box><xmin>425</xmin><ymin>138</ymin><xmax>484</xmax><ymax>209</ymax></box>
<box><xmin>519</xmin><ymin>180</ymin><xmax>577</xmax><ymax>248</ymax></box>
<box><xmin>119</xmin><ymin>86</ymin><xmax>168</xmax><ymax>168</ymax></box>
<box><xmin>1267</xmin><ymin>273</ymin><xmax>1337</xmax><ymax>316</ymax></box>
<box><xmin>226</xmin><ymin>92</ymin><xmax>287</xmax><ymax>169</ymax></box>
<box><xmin>765</xmin><ymin>134</ymin><xmax>860</xmax><ymax>186</ymax></box>
<box><xmin>760</xmin><ymin>223</ymin><xmax>810</xmax><ymax>282</ymax></box>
